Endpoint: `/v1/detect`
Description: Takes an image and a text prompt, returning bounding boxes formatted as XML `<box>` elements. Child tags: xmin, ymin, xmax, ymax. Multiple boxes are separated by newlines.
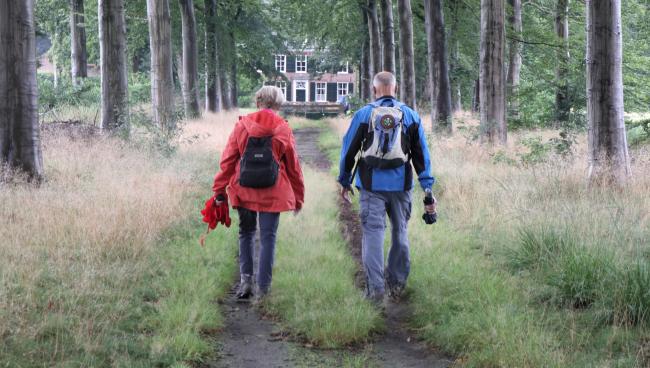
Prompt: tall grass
<box><xmin>327</xmin><ymin>111</ymin><xmax>650</xmax><ymax>366</ymax></box>
<box><xmin>0</xmin><ymin>112</ymin><xmax>241</xmax><ymax>366</ymax></box>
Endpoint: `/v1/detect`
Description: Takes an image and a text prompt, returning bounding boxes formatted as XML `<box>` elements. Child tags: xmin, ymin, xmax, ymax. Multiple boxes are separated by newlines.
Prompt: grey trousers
<box><xmin>237</xmin><ymin>208</ymin><xmax>280</xmax><ymax>293</ymax></box>
<box><xmin>359</xmin><ymin>189</ymin><xmax>412</xmax><ymax>295</ymax></box>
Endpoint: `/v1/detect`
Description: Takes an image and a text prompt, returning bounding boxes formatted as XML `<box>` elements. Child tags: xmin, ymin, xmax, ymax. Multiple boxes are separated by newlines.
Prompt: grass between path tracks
<box><xmin>263</xmin><ymin>166</ymin><xmax>382</xmax><ymax>348</ymax></box>
<box><xmin>325</xmin><ymin>114</ymin><xmax>650</xmax><ymax>367</ymax></box>
<box><xmin>0</xmin><ymin>114</ymin><xmax>239</xmax><ymax>367</ymax></box>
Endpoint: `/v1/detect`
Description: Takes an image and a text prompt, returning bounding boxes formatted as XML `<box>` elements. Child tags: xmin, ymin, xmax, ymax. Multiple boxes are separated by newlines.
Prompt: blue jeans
<box><xmin>237</xmin><ymin>208</ymin><xmax>280</xmax><ymax>293</ymax></box>
<box><xmin>359</xmin><ymin>189</ymin><xmax>412</xmax><ymax>296</ymax></box>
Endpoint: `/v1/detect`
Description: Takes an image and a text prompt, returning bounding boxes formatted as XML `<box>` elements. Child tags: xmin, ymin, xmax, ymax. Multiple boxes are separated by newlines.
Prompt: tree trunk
<box><xmin>452</xmin><ymin>40</ymin><xmax>462</xmax><ymax>111</ymax></box>
<box><xmin>479</xmin><ymin>0</ymin><xmax>507</xmax><ymax>145</ymax></box>
<box><xmin>398</xmin><ymin>0</ymin><xmax>416</xmax><ymax>108</ymax></box>
<box><xmin>217</xmin><ymin>22</ymin><xmax>231</xmax><ymax>110</ymax></box>
<box><xmin>98</xmin><ymin>0</ymin><xmax>129</xmax><ymax>132</ymax></box>
<box><xmin>586</xmin><ymin>0</ymin><xmax>630</xmax><ymax>186</ymax></box>
<box><xmin>380</xmin><ymin>0</ymin><xmax>395</xmax><ymax>74</ymax></box>
<box><xmin>555</xmin><ymin>0</ymin><xmax>570</xmax><ymax>124</ymax></box>
<box><xmin>472</xmin><ymin>78</ymin><xmax>480</xmax><ymax>112</ymax></box>
<box><xmin>0</xmin><ymin>0</ymin><xmax>44</xmax><ymax>180</ymax></box>
<box><xmin>70</xmin><ymin>0</ymin><xmax>88</xmax><ymax>85</ymax></box>
<box><xmin>179</xmin><ymin>0</ymin><xmax>200</xmax><ymax>119</ymax></box>
<box><xmin>506</xmin><ymin>0</ymin><xmax>522</xmax><ymax>121</ymax></box>
<box><xmin>367</xmin><ymin>0</ymin><xmax>382</xmax><ymax>77</ymax></box>
<box><xmin>425</xmin><ymin>0</ymin><xmax>452</xmax><ymax>133</ymax></box>
<box><xmin>132</xmin><ymin>52</ymin><xmax>141</xmax><ymax>73</ymax></box>
<box><xmin>204</xmin><ymin>0</ymin><xmax>221</xmax><ymax>112</ymax></box>
<box><xmin>219</xmin><ymin>52</ymin><xmax>231</xmax><ymax>111</ymax></box>
<box><xmin>228</xmin><ymin>30</ymin><xmax>237</xmax><ymax>109</ymax></box>
<box><xmin>449</xmin><ymin>1</ymin><xmax>462</xmax><ymax>112</ymax></box>
<box><xmin>147</xmin><ymin>0</ymin><xmax>175</xmax><ymax>133</ymax></box>
<box><xmin>360</xmin><ymin>4</ymin><xmax>372</xmax><ymax>101</ymax></box>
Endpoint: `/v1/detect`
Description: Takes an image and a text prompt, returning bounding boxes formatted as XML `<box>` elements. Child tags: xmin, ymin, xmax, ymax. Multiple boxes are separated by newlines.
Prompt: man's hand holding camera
<box><xmin>422</xmin><ymin>188</ymin><xmax>437</xmax><ymax>225</ymax></box>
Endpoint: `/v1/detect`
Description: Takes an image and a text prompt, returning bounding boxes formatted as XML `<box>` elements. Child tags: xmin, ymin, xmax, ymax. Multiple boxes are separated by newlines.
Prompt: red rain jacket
<box><xmin>212</xmin><ymin>110</ymin><xmax>305</xmax><ymax>213</ymax></box>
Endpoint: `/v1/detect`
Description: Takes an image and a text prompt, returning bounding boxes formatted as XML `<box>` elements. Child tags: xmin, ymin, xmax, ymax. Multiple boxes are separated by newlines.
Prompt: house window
<box><xmin>315</xmin><ymin>82</ymin><xmax>327</xmax><ymax>102</ymax></box>
<box><xmin>294</xmin><ymin>80</ymin><xmax>308</xmax><ymax>102</ymax></box>
<box><xmin>275</xmin><ymin>81</ymin><xmax>287</xmax><ymax>98</ymax></box>
<box><xmin>338</xmin><ymin>62</ymin><xmax>349</xmax><ymax>74</ymax></box>
<box><xmin>337</xmin><ymin>82</ymin><xmax>349</xmax><ymax>99</ymax></box>
<box><xmin>275</xmin><ymin>55</ymin><xmax>286</xmax><ymax>72</ymax></box>
<box><xmin>296</xmin><ymin>55</ymin><xmax>307</xmax><ymax>73</ymax></box>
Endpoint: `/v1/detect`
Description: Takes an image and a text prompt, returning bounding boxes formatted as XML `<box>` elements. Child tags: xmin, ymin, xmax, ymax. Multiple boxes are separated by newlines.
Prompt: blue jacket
<box><xmin>337</xmin><ymin>96</ymin><xmax>434</xmax><ymax>192</ymax></box>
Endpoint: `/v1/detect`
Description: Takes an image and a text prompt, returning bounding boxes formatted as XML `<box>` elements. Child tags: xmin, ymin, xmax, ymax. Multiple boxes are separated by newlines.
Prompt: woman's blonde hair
<box><xmin>255</xmin><ymin>86</ymin><xmax>285</xmax><ymax>110</ymax></box>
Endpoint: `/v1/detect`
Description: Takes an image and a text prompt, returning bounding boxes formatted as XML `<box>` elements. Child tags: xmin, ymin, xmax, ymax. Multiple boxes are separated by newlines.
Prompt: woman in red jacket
<box><xmin>212</xmin><ymin>86</ymin><xmax>305</xmax><ymax>301</ymax></box>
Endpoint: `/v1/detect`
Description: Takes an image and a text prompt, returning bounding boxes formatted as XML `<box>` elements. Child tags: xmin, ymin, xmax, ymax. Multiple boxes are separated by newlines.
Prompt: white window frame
<box><xmin>315</xmin><ymin>82</ymin><xmax>327</xmax><ymax>102</ymax></box>
<box><xmin>295</xmin><ymin>55</ymin><xmax>307</xmax><ymax>73</ymax></box>
<box><xmin>275</xmin><ymin>54</ymin><xmax>286</xmax><ymax>73</ymax></box>
<box><xmin>293</xmin><ymin>80</ymin><xmax>309</xmax><ymax>102</ymax></box>
<box><xmin>337</xmin><ymin>62</ymin><xmax>350</xmax><ymax>74</ymax></box>
<box><xmin>275</xmin><ymin>81</ymin><xmax>287</xmax><ymax>99</ymax></box>
<box><xmin>337</xmin><ymin>82</ymin><xmax>349</xmax><ymax>100</ymax></box>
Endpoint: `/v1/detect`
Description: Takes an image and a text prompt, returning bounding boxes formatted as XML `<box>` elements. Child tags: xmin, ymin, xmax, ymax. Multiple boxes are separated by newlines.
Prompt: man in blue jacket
<box><xmin>338</xmin><ymin>71</ymin><xmax>436</xmax><ymax>305</ymax></box>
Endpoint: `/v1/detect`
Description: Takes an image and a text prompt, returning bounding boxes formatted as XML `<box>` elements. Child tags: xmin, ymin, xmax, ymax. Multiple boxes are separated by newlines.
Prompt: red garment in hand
<box><xmin>201</xmin><ymin>195</ymin><xmax>231</xmax><ymax>229</ymax></box>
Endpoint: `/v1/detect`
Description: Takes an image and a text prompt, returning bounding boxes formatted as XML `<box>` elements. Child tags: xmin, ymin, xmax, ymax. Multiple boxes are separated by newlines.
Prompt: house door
<box><xmin>294</xmin><ymin>80</ymin><xmax>307</xmax><ymax>102</ymax></box>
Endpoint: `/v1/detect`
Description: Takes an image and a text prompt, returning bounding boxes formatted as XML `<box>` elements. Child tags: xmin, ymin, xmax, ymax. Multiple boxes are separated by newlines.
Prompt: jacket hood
<box><xmin>241</xmin><ymin>109</ymin><xmax>286</xmax><ymax>136</ymax></box>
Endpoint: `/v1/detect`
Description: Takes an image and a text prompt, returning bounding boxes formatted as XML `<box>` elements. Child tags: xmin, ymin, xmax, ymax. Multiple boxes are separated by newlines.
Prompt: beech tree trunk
<box><xmin>452</xmin><ymin>40</ymin><xmax>462</xmax><ymax>111</ymax></box>
<box><xmin>555</xmin><ymin>0</ymin><xmax>570</xmax><ymax>124</ymax></box>
<box><xmin>586</xmin><ymin>0</ymin><xmax>630</xmax><ymax>186</ymax></box>
<box><xmin>398</xmin><ymin>0</ymin><xmax>416</xmax><ymax>108</ymax></box>
<box><xmin>147</xmin><ymin>0</ymin><xmax>175</xmax><ymax>132</ymax></box>
<box><xmin>217</xmin><ymin>19</ymin><xmax>231</xmax><ymax>111</ymax></box>
<box><xmin>360</xmin><ymin>4</ymin><xmax>372</xmax><ymax>101</ymax></box>
<box><xmin>506</xmin><ymin>0</ymin><xmax>522</xmax><ymax>120</ymax></box>
<box><xmin>367</xmin><ymin>0</ymin><xmax>382</xmax><ymax>77</ymax></box>
<box><xmin>450</xmin><ymin>1</ymin><xmax>462</xmax><ymax>111</ymax></box>
<box><xmin>98</xmin><ymin>0</ymin><xmax>129</xmax><ymax>131</ymax></box>
<box><xmin>219</xmin><ymin>46</ymin><xmax>231</xmax><ymax>111</ymax></box>
<box><xmin>228</xmin><ymin>30</ymin><xmax>238</xmax><ymax>109</ymax></box>
<box><xmin>425</xmin><ymin>0</ymin><xmax>452</xmax><ymax>133</ymax></box>
<box><xmin>179</xmin><ymin>0</ymin><xmax>200</xmax><ymax>118</ymax></box>
<box><xmin>204</xmin><ymin>0</ymin><xmax>221</xmax><ymax>112</ymax></box>
<box><xmin>479</xmin><ymin>0</ymin><xmax>507</xmax><ymax>144</ymax></box>
<box><xmin>380</xmin><ymin>0</ymin><xmax>395</xmax><ymax>74</ymax></box>
<box><xmin>472</xmin><ymin>78</ymin><xmax>480</xmax><ymax>112</ymax></box>
<box><xmin>0</xmin><ymin>0</ymin><xmax>43</xmax><ymax>180</ymax></box>
<box><xmin>70</xmin><ymin>0</ymin><xmax>87</xmax><ymax>85</ymax></box>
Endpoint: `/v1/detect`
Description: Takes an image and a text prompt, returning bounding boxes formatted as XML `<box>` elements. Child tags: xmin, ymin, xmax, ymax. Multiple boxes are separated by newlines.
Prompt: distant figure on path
<box><xmin>338</xmin><ymin>72</ymin><xmax>436</xmax><ymax>305</ymax></box>
<box><xmin>212</xmin><ymin>86</ymin><xmax>305</xmax><ymax>302</ymax></box>
<box><xmin>337</xmin><ymin>94</ymin><xmax>350</xmax><ymax>114</ymax></box>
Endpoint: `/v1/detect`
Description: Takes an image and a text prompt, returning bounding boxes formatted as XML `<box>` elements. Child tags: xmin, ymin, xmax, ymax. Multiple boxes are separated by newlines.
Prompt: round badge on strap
<box><xmin>378</xmin><ymin>114</ymin><xmax>396</xmax><ymax>130</ymax></box>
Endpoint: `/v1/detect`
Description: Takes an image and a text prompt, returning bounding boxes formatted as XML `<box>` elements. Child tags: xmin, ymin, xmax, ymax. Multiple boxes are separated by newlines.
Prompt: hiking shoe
<box><xmin>366</xmin><ymin>290</ymin><xmax>385</xmax><ymax>309</ymax></box>
<box><xmin>252</xmin><ymin>286</ymin><xmax>269</xmax><ymax>306</ymax></box>
<box><xmin>236</xmin><ymin>274</ymin><xmax>254</xmax><ymax>300</ymax></box>
<box><xmin>387</xmin><ymin>283</ymin><xmax>406</xmax><ymax>302</ymax></box>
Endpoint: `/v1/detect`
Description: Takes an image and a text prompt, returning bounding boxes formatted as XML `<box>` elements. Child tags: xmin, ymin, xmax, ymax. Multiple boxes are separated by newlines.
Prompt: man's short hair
<box><xmin>373</xmin><ymin>72</ymin><xmax>396</xmax><ymax>88</ymax></box>
<box><xmin>255</xmin><ymin>86</ymin><xmax>285</xmax><ymax>110</ymax></box>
